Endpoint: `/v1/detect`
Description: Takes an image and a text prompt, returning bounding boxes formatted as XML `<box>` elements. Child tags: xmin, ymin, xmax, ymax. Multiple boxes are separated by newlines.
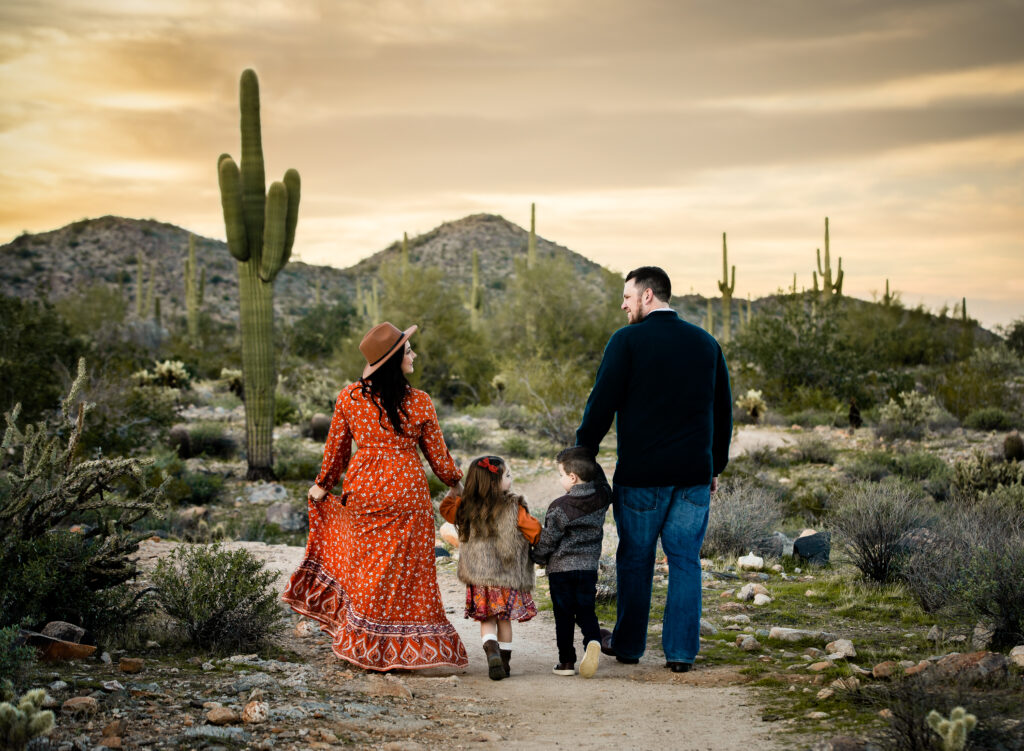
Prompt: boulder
<box><xmin>825</xmin><ymin>639</ymin><xmax>856</xmax><ymax>658</ymax></box>
<box><xmin>794</xmin><ymin>531</ymin><xmax>831</xmax><ymax>565</ymax></box>
<box><xmin>207</xmin><ymin>706</ymin><xmax>240</xmax><ymax>725</ymax></box>
<box><xmin>266</xmin><ymin>501</ymin><xmax>307</xmax><ymax>532</ymax></box>
<box><xmin>41</xmin><ymin>621</ymin><xmax>85</xmax><ymax>643</ymax></box>
<box><xmin>737</xmin><ymin>552</ymin><xmax>764</xmax><ymax>570</ymax></box>
<box><xmin>736</xmin><ymin>635</ymin><xmax>761</xmax><ymax>651</ymax></box>
<box><xmin>439</xmin><ymin>522</ymin><xmax>460</xmax><ymax>548</ymax></box>
<box><xmin>242</xmin><ymin>483</ymin><xmax>289</xmax><ymax>505</ymax></box>
<box><xmin>930</xmin><ymin>651</ymin><xmax>1009</xmax><ymax>683</ymax></box>
<box><xmin>242</xmin><ymin>700</ymin><xmax>269</xmax><ymax>724</ymax></box>
<box><xmin>1010</xmin><ymin>645</ymin><xmax>1024</xmax><ymax>668</ymax></box>
<box><xmin>309</xmin><ymin>413</ymin><xmax>332</xmax><ymax>442</ymax></box>
<box><xmin>872</xmin><ymin>661</ymin><xmax>898</xmax><ymax>679</ymax></box>
<box><xmin>62</xmin><ymin>696</ymin><xmax>99</xmax><ymax>716</ymax></box>
<box><xmin>119</xmin><ymin>657</ymin><xmax>144</xmax><ymax>674</ymax></box>
<box><xmin>753</xmin><ymin>594</ymin><xmax>773</xmax><ymax>606</ymax></box>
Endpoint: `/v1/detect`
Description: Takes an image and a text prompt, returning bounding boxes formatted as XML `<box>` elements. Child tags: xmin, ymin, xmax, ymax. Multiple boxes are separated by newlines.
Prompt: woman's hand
<box><xmin>445</xmin><ymin>482</ymin><xmax>463</xmax><ymax>499</ymax></box>
<box><xmin>308</xmin><ymin>484</ymin><xmax>327</xmax><ymax>502</ymax></box>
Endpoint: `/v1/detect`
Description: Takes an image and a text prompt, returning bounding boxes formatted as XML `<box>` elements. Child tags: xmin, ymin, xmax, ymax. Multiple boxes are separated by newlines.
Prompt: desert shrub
<box><xmin>1005</xmin><ymin>432</ymin><xmax>1024</xmax><ymax>462</ymax></box>
<box><xmin>702</xmin><ymin>479</ymin><xmax>782</xmax><ymax>558</ymax></box>
<box><xmin>287</xmin><ymin>300</ymin><xmax>357</xmax><ymax>361</ymax></box>
<box><xmin>0</xmin><ymin>626</ymin><xmax>34</xmax><ymax>689</ymax></box>
<box><xmin>734</xmin><ymin>389</ymin><xmax>767</xmax><ymax>424</ymax></box>
<box><xmin>829</xmin><ymin>480</ymin><xmax>934</xmax><ymax>583</ymax></box>
<box><xmin>876</xmin><ymin>391</ymin><xmax>953</xmax><ymax>441</ymax></box>
<box><xmin>132</xmin><ymin>359</ymin><xmax>192</xmax><ymax>389</ymax></box>
<box><xmin>274</xmin><ymin>393</ymin><xmax>300</xmax><ymax>426</ymax></box>
<box><xmin>501</xmin><ymin>434</ymin><xmax>534</xmax><ymax>459</ymax></box>
<box><xmin>785</xmin><ymin>478</ymin><xmax>842</xmax><ymax>521</ymax></box>
<box><xmin>784</xmin><ymin>407</ymin><xmax>844</xmax><ymax>428</ymax></box>
<box><xmin>499</xmin><ymin>355</ymin><xmax>592</xmax><ymax>446</ymax></box>
<box><xmin>791</xmin><ymin>435</ymin><xmax>837</xmax><ymax>464</ymax></box>
<box><xmin>854</xmin><ymin>675</ymin><xmax>1024</xmax><ymax>751</ymax></box>
<box><xmin>151</xmin><ymin>544</ymin><xmax>284</xmax><ymax>652</ymax></box>
<box><xmin>81</xmin><ymin>379</ymin><xmax>178</xmax><ymax>457</ymax></box>
<box><xmin>746</xmin><ymin>444</ymin><xmax>790</xmax><ymax>468</ymax></box>
<box><xmin>893</xmin><ymin>451</ymin><xmax>953</xmax><ymax>500</ymax></box>
<box><xmin>281</xmin><ymin>365</ymin><xmax>339</xmax><ymax>421</ymax></box>
<box><xmin>443</xmin><ymin>422</ymin><xmax>484</xmax><ymax>452</ymax></box>
<box><xmin>179</xmin><ymin>471</ymin><xmax>225</xmax><ymax>506</ymax></box>
<box><xmin>932</xmin><ymin>344</ymin><xmax>1024</xmax><ymax>421</ymax></box>
<box><xmin>274</xmin><ymin>438</ymin><xmax>322</xmax><ymax>481</ymax></box>
<box><xmin>951</xmin><ymin>450</ymin><xmax>1024</xmax><ymax>499</ymax></box>
<box><xmin>1006</xmin><ymin>317</ymin><xmax>1024</xmax><ymax>358</ymax></box>
<box><xmin>495</xmin><ymin>403</ymin><xmax>532</xmax><ymax>432</ymax></box>
<box><xmin>845</xmin><ymin>450</ymin><xmax>896</xmax><ymax>482</ymax></box>
<box><xmin>0</xmin><ymin>360</ymin><xmax>164</xmax><ymax>639</ymax></box>
<box><xmin>963</xmin><ymin>406</ymin><xmax>1016</xmax><ymax>431</ymax></box>
<box><xmin>187</xmin><ymin>423</ymin><xmax>238</xmax><ymax>459</ymax></box>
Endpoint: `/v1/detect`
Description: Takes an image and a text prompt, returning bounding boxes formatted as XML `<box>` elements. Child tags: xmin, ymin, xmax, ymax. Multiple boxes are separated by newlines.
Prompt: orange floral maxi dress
<box><xmin>282</xmin><ymin>383</ymin><xmax>469</xmax><ymax>670</ymax></box>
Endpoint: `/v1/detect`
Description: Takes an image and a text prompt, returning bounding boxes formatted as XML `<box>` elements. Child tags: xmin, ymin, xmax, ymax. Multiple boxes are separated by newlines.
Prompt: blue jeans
<box><xmin>611</xmin><ymin>483</ymin><xmax>710</xmax><ymax>664</ymax></box>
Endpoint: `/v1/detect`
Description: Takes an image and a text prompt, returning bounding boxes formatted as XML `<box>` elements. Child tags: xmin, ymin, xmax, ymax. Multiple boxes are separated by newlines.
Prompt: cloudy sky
<box><xmin>1</xmin><ymin>0</ymin><xmax>1022</xmax><ymax>327</ymax></box>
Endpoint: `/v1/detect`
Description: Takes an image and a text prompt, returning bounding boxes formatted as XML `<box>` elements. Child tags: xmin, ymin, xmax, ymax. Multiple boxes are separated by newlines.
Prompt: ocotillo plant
<box><xmin>527</xmin><ymin>202</ymin><xmax>537</xmax><ymax>269</ymax></box>
<box><xmin>812</xmin><ymin>217</ymin><xmax>843</xmax><ymax>302</ymax></box>
<box><xmin>465</xmin><ymin>248</ymin><xmax>482</xmax><ymax>329</ymax></box>
<box><xmin>184</xmin><ymin>234</ymin><xmax>202</xmax><ymax>344</ymax></box>
<box><xmin>718</xmin><ymin>232</ymin><xmax>735</xmax><ymax>343</ymax></box>
<box><xmin>217</xmin><ymin>69</ymin><xmax>301</xmax><ymax>481</ymax></box>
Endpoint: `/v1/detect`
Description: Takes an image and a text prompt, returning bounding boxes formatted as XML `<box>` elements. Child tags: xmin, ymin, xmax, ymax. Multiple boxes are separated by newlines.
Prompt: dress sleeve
<box><xmin>417</xmin><ymin>395</ymin><xmax>463</xmax><ymax>487</ymax></box>
<box><xmin>314</xmin><ymin>390</ymin><xmax>353</xmax><ymax>492</ymax></box>
<box><xmin>439</xmin><ymin>495</ymin><xmax>461</xmax><ymax>524</ymax></box>
<box><xmin>517</xmin><ymin>506</ymin><xmax>542</xmax><ymax>545</ymax></box>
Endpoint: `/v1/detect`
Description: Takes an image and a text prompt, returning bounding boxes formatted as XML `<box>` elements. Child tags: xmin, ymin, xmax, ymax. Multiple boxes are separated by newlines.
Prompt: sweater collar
<box><xmin>568</xmin><ymin>481</ymin><xmax>596</xmax><ymax>497</ymax></box>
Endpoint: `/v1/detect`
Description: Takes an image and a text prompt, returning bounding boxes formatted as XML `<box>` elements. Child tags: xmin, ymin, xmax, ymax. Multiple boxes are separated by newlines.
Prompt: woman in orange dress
<box><xmin>282</xmin><ymin>322</ymin><xmax>469</xmax><ymax>670</ymax></box>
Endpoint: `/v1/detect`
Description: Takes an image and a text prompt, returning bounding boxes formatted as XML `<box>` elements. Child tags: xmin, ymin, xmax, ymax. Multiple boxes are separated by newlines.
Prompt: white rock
<box><xmin>738</xmin><ymin>552</ymin><xmax>764</xmax><ymax>570</ymax></box>
<box><xmin>816</xmin><ymin>688</ymin><xmax>834</xmax><ymax>700</ymax></box>
<box><xmin>768</xmin><ymin>627</ymin><xmax>819</xmax><ymax>642</ymax></box>
<box><xmin>825</xmin><ymin>639</ymin><xmax>856</xmax><ymax>658</ymax></box>
<box><xmin>242</xmin><ymin>700</ymin><xmax>269</xmax><ymax>724</ymax></box>
<box><xmin>771</xmin><ymin>564</ymin><xmax>784</xmax><ymax>573</ymax></box>
<box><xmin>805</xmin><ymin>589</ymin><xmax>818</xmax><ymax>597</ymax></box>
<box><xmin>439</xmin><ymin>522</ymin><xmax>460</xmax><ymax>548</ymax></box>
<box><xmin>1010</xmin><ymin>645</ymin><xmax>1024</xmax><ymax>668</ymax></box>
<box><xmin>798</xmin><ymin>528</ymin><xmax>817</xmax><ymax>539</ymax></box>
<box><xmin>737</xmin><ymin>584</ymin><xmax>756</xmax><ymax>601</ymax></box>
<box><xmin>723</xmin><ymin>614</ymin><xmax>751</xmax><ymax>624</ymax></box>
<box><xmin>753</xmin><ymin>594</ymin><xmax>772</xmax><ymax>606</ymax></box>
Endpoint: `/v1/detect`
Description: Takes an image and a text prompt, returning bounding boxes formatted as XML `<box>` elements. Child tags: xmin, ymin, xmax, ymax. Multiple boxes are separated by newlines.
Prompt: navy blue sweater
<box><xmin>576</xmin><ymin>310</ymin><xmax>732</xmax><ymax>488</ymax></box>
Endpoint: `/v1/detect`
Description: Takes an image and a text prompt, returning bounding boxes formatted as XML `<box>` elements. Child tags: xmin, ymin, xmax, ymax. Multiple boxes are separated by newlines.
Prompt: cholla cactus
<box><xmin>736</xmin><ymin>389</ymin><xmax>766</xmax><ymax>422</ymax></box>
<box><xmin>133</xmin><ymin>360</ymin><xmax>191</xmax><ymax>389</ymax></box>
<box><xmin>926</xmin><ymin>706</ymin><xmax>977</xmax><ymax>751</ymax></box>
<box><xmin>0</xmin><ymin>688</ymin><xmax>56</xmax><ymax>750</ymax></box>
<box><xmin>220</xmin><ymin>368</ymin><xmax>244</xmax><ymax>399</ymax></box>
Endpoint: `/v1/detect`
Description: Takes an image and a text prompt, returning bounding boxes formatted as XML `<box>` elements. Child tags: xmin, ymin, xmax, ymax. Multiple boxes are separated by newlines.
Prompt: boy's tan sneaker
<box><xmin>579</xmin><ymin>640</ymin><xmax>601</xmax><ymax>678</ymax></box>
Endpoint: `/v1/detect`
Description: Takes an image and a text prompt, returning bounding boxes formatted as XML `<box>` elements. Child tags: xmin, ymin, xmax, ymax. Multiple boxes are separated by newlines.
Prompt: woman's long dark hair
<box><xmin>354</xmin><ymin>346</ymin><xmax>410</xmax><ymax>433</ymax></box>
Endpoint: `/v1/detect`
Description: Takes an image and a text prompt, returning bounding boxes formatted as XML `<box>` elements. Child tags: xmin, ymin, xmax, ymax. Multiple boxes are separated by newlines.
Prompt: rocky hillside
<box><xmin>0</xmin><ymin>213</ymin><xmax>610</xmax><ymax>325</ymax></box>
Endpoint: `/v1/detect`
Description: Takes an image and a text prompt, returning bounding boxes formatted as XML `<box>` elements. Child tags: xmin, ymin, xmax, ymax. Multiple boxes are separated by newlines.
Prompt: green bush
<box><xmin>963</xmin><ymin>407</ymin><xmax>1016</xmax><ymax>431</ymax></box>
<box><xmin>830</xmin><ymin>480</ymin><xmax>933</xmax><ymax>583</ymax></box>
<box><xmin>893</xmin><ymin>451</ymin><xmax>952</xmax><ymax>500</ymax></box>
<box><xmin>443</xmin><ymin>422</ymin><xmax>484</xmax><ymax>452</ymax></box>
<box><xmin>845</xmin><ymin>450</ymin><xmax>896</xmax><ymax>482</ymax></box>
<box><xmin>792</xmin><ymin>435</ymin><xmax>837</xmax><ymax>465</ymax></box>
<box><xmin>702</xmin><ymin>479</ymin><xmax>782</xmax><ymax>558</ymax></box>
<box><xmin>82</xmin><ymin>381</ymin><xmax>178</xmax><ymax>457</ymax></box>
<box><xmin>0</xmin><ymin>626</ymin><xmax>34</xmax><ymax>690</ymax></box>
<box><xmin>876</xmin><ymin>391</ymin><xmax>954</xmax><ymax>441</ymax></box>
<box><xmin>274</xmin><ymin>393</ymin><xmax>300</xmax><ymax>426</ymax></box>
<box><xmin>274</xmin><ymin>438</ymin><xmax>322</xmax><ymax>481</ymax></box>
<box><xmin>287</xmin><ymin>301</ymin><xmax>356</xmax><ymax>361</ymax></box>
<box><xmin>132</xmin><ymin>359</ymin><xmax>192</xmax><ymax>389</ymax></box>
<box><xmin>747</xmin><ymin>445</ymin><xmax>790</xmax><ymax>468</ymax></box>
<box><xmin>188</xmin><ymin>423</ymin><xmax>238</xmax><ymax>459</ymax></box>
<box><xmin>151</xmin><ymin>544</ymin><xmax>284</xmax><ymax>652</ymax></box>
<box><xmin>1005</xmin><ymin>432</ymin><xmax>1024</xmax><ymax>462</ymax></box>
<box><xmin>501</xmin><ymin>434</ymin><xmax>534</xmax><ymax>459</ymax></box>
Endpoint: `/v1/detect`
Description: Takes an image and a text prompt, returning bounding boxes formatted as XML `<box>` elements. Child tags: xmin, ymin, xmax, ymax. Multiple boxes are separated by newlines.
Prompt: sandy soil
<box><xmin>136</xmin><ymin>540</ymin><xmax>783</xmax><ymax>750</ymax></box>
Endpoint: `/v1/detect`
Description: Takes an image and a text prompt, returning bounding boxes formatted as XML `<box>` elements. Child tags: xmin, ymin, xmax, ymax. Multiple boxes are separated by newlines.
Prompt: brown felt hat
<box><xmin>359</xmin><ymin>321</ymin><xmax>417</xmax><ymax>378</ymax></box>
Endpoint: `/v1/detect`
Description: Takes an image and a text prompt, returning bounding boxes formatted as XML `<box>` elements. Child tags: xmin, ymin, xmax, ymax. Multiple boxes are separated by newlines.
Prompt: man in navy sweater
<box><xmin>576</xmin><ymin>266</ymin><xmax>732</xmax><ymax>673</ymax></box>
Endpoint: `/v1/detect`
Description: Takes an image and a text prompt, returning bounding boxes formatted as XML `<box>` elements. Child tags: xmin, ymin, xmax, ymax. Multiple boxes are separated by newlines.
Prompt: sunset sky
<box><xmin>1</xmin><ymin>0</ymin><xmax>1022</xmax><ymax>328</ymax></box>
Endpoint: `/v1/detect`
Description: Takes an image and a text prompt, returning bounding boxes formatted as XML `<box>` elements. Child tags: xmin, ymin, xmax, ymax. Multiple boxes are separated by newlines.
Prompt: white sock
<box><xmin>482</xmin><ymin>633</ymin><xmax>498</xmax><ymax>644</ymax></box>
<box><xmin>498</xmin><ymin>642</ymin><xmax>513</xmax><ymax>651</ymax></box>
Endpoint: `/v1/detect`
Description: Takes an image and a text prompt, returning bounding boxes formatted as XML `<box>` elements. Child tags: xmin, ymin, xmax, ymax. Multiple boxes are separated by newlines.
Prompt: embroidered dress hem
<box><xmin>284</xmin><ymin>560</ymin><xmax>469</xmax><ymax>671</ymax></box>
<box><xmin>464</xmin><ymin>584</ymin><xmax>538</xmax><ymax>622</ymax></box>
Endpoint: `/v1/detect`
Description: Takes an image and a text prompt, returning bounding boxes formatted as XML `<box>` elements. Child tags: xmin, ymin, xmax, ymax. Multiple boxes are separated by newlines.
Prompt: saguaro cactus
<box><xmin>527</xmin><ymin>202</ymin><xmax>537</xmax><ymax>269</ymax></box>
<box><xmin>703</xmin><ymin>298</ymin><xmax>714</xmax><ymax>335</ymax></box>
<box><xmin>184</xmin><ymin>234</ymin><xmax>202</xmax><ymax>343</ymax></box>
<box><xmin>718</xmin><ymin>232</ymin><xmax>736</xmax><ymax>343</ymax></box>
<box><xmin>217</xmin><ymin>69</ymin><xmax>301</xmax><ymax>481</ymax></box>
<box><xmin>812</xmin><ymin>217</ymin><xmax>843</xmax><ymax>302</ymax></box>
<box><xmin>401</xmin><ymin>232</ymin><xmax>410</xmax><ymax>276</ymax></box>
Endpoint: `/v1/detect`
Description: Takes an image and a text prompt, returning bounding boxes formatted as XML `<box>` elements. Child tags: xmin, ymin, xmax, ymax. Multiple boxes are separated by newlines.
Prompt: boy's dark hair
<box><xmin>625</xmin><ymin>266</ymin><xmax>671</xmax><ymax>303</ymax></box>
<box><xmin>556</xmin><ymin>446</ymin><xmax>598</xmax><ymax>482</ymax></box>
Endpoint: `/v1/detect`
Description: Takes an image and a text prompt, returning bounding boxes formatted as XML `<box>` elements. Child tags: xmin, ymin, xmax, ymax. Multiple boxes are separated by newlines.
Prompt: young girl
<box><xmin>440</xmin><ymin>455</ymin><xmax>541</xmax><ymax>680</ymax></box>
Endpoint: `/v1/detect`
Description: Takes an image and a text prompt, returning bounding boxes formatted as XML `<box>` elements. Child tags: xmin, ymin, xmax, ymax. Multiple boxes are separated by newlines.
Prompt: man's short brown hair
<box><xmin>556</xmin><ymin>446</ymin><xmax>599</xmax><ymax>482</ymax></box>
<box><xmin>625</xmin><ymin>266</ymin><xmax>671</xmax><ymax>304</ymax></box>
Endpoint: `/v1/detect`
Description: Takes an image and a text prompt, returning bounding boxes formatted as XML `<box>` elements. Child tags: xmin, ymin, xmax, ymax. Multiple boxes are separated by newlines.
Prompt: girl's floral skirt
<box><xmin>464</xmin><ymin>584</ymin><xmax>537</xmax><ymax>622</ymax></box>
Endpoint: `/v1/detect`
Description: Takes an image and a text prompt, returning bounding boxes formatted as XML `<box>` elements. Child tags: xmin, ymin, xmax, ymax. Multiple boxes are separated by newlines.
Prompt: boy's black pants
<box><xmin>548</xmin><ymin>569</ymin><xmax>602</xmax><ymax>664</ymax></box>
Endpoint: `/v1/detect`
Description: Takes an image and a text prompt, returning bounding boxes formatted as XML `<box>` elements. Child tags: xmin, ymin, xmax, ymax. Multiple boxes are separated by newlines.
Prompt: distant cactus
<box><xmin>313</xmin><ymin>276</ymin><xmax>321</xmax><ymax>306</ymax></box>
<box><xmin>812</xmin><ymin>217</ymin><xmax>843</xmax><ymax>302</ymax></box>
<box><xmin>136</xmin><ymin>249</ymin><xmax>145</xmax><ymax>317</ymax></box>
<box><xmin>184</xmin><ymin>234</ymin><xmax>202</xmax><ymax>343</ymax></box>
<box><xmin>718</xmin><ymin>232</ymin><xmax>735</xmax><ymax>343</ymax></box>
<box><xmin>1005</xmin><ymin>432</ymin><xmax>1024</xmax><ymax>462</ymax></box>
<box><xmin>216</xmin><ymin>69</ymin><xmax>301</xmax><ymax>480</ymax></box>
<box><xmin>401</xmin><ymin>232</ymin><xmax>410</xmax><ymax>276</ymax></box>
<box><xmin>882</xmin><ymin>278</ymin><xmax>895</xmax><ymax>307</ymax></box>
<box><xmin>744</xmin><ymin>293</ymin><xmax>752</xmax><ymax>327</ymax></box>
<box><xmin>0</xmin><ymin>688</ymin><xmax>56</xmax><ymax>751</ymax></box>
<box><xmin>736</xmin><ymin>389</ymin><xmax>766</xmax><ymax>422</ymax></box>
<box><xmin>527</xmin><ymin>203</ymin><xmax>537</xmax><ymax>269</ymax></box>
<box><xmin>703</xmin><ymin>298</ymin><xmax>714</xmax><ymax>335</ymax></box>
<box><xmin>926</xmin><ymin>706</ymin><xmax>977</xmax><ymax>751</ymax></box>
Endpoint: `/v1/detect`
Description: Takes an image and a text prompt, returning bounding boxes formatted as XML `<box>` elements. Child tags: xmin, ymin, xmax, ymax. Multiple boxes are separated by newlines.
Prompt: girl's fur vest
<box><xmin>457</xmin><ymin>492</ymin><xmax>535</xmax><ymax>592</ymax></box>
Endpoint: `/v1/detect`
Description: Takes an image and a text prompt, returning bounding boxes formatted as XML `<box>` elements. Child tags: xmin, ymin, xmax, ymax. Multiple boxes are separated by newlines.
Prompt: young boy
<box><xmin>531</xmin><ymin>446</ymin><xmax>612</xmax><ymax>678</ymax></box>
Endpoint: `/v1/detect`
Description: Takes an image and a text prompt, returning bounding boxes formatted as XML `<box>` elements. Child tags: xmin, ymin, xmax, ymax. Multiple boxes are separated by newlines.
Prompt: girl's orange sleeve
<box><xmin>517</xmin><ymin>507</ymin><xmax>541</xmax><ymax>545</ymax></box>
<box><xmin>439</xmin><ymin>495</ymin><xmax>461</xmax><ymax>524</ymax></box>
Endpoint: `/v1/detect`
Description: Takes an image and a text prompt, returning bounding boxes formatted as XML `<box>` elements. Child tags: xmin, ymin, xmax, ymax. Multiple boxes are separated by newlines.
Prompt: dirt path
<box><xmin>136</xmin><ymin>541</ymin><xmax>782</xmax><ymax>750</ymax></box>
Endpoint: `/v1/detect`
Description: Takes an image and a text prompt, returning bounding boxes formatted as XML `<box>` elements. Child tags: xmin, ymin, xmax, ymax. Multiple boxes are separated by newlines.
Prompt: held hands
<box><xmin>711</xmin><ymin>476</ymin><xmax>719</xmax><ymax>494</ymax></box>
<box><xmin>444</xmin><ymin>482</ymin><xmax>464</xmax><ymax>500</ymax></box>
<box><xmin>308</xmin><ymin>484</ymin><xmax>327</xmax><ymax>502</ymax></box>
